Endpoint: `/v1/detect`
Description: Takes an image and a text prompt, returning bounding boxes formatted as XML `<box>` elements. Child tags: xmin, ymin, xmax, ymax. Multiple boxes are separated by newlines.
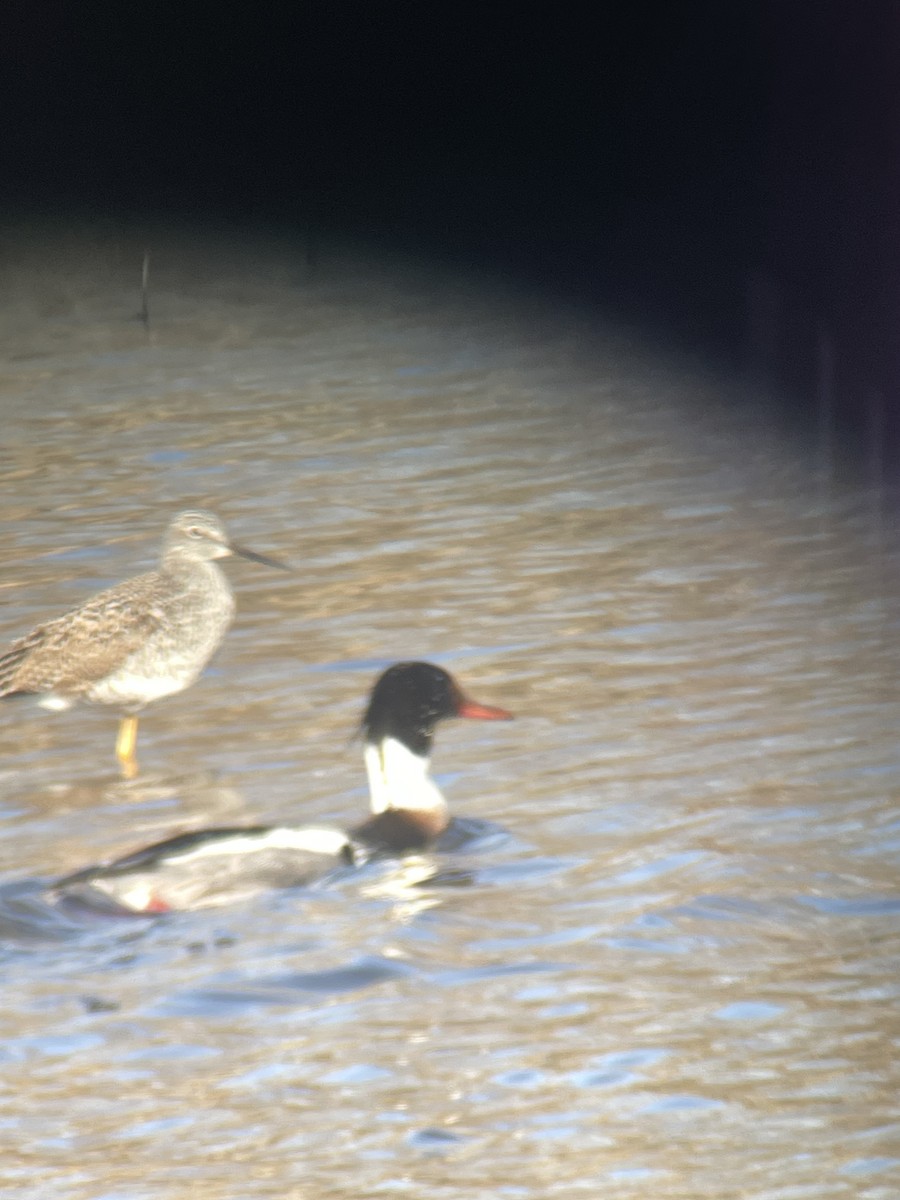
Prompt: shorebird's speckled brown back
<box><xmin>0</xmin><ymin>571</ymin><xmax>171</xmax><ymax>699</ymax></box>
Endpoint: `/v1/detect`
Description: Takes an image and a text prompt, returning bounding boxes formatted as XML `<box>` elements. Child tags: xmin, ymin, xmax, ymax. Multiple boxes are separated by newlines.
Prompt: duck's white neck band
<box><xmin>364</xmin><ymin>738</ymin><xmax>448</xmax><ymax>816</ymax></box>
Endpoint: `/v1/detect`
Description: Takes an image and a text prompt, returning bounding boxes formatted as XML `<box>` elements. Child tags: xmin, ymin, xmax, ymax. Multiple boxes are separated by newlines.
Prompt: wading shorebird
<box><xmin>0</xmin><ymin>510</ymin><xmax>288</xmax><ymax>778</ymax></box>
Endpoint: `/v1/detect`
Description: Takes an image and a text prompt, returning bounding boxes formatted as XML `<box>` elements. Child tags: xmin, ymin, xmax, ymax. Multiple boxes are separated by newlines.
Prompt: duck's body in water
<box><xmin>50</xmin><ymin>662</ymin><xmax>513</xmax><ymax>913</ymax></box>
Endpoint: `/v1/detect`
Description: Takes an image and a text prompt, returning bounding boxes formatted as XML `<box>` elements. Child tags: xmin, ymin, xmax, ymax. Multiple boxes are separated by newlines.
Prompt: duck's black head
<box><xmin>362</xmin><ymin>662</ymin><xmax>512</xmax><ymax>757</ymax></box>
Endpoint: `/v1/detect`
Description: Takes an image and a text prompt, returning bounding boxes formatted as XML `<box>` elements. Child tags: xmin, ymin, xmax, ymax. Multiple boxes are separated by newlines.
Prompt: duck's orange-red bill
<box><xmin>457</xmin><ymin>699</ymin><xmax>514</xmax><ymax>721</ymax></box>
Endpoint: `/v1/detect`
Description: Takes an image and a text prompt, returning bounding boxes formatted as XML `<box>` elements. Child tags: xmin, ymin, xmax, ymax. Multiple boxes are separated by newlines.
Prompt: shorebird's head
<box><xmin>166</xmin><ymin>511</ymin><xmax>288</xmax><ymax>569</ymax></box>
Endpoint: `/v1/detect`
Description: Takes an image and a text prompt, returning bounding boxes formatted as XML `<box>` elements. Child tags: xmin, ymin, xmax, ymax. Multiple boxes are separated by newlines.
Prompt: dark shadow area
<box><xmin>1</xmin><ymin>3</ymin><xmax>896</xmax><ymax>469</ymax></box>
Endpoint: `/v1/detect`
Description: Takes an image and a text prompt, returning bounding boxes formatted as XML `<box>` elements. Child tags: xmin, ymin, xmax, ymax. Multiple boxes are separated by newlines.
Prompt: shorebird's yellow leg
<box><xmin>116</xmin><ymin>715</ymin><xmax>139</xmax><ymax>780</ymax></box>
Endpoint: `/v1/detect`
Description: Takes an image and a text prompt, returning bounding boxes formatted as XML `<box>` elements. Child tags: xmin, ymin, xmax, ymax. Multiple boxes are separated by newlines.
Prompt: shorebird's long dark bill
<box><xmin>457</xmin><ymin>698</ymin><xmax>513</xmax><ymax>721</ymax></box>
<box><xmin>231</xmin><ymin>544</ymin><xmax>291</xmax><ymax>570</ymax></box>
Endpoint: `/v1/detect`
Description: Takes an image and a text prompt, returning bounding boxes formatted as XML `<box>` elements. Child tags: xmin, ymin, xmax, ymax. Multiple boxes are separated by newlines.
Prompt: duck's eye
<box><xmin>187</xmin><ymin>526</ymin><xmax>204</xmax><ymax>539</ymax></box>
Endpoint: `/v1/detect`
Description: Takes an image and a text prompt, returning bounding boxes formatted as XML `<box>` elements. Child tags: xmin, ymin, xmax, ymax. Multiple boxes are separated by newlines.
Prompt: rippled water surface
<box><xmin>1</xmin><ymin>224</ymin><xmax>898</xmax><ymax>1199</ymax></box>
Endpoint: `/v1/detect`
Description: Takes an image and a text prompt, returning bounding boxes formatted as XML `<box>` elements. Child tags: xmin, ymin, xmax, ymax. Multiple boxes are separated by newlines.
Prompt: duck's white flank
<box><xmin>167</xmin><ymin>827</ymin><xmax>351</xmax><ymax>862</ymax></box>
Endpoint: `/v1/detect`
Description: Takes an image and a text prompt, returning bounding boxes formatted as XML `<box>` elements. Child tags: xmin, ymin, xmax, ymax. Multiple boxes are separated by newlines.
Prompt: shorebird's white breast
<box><xmin>87</xmin><ymin>564</ymin><xmax>236</xmax><ymax>707</ymax></box>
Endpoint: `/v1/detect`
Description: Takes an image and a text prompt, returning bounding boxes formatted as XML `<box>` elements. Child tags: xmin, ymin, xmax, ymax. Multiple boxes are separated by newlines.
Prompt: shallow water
<box><xmin>0</xmin><ymin>222</ymin><xmax>898</xmax><ymax>1199</ymax></box>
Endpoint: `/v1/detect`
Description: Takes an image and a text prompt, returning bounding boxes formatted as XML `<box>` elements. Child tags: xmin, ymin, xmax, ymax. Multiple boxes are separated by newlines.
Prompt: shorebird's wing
<box><xmin>0</xmin><ymin>570</ymin><xmax>168</xmax><ymax>697</ymax></box>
